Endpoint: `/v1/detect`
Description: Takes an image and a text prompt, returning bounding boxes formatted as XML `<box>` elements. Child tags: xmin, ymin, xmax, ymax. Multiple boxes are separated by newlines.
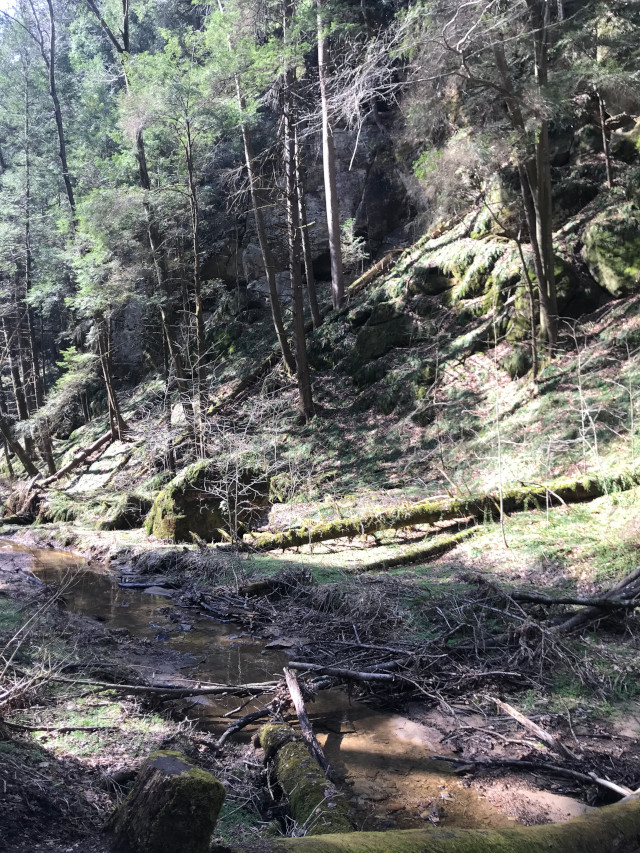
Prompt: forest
<box><xmin>1</xmin><ymin>0</ymin><xmax>640</xmax><ymax>851</ymax></box>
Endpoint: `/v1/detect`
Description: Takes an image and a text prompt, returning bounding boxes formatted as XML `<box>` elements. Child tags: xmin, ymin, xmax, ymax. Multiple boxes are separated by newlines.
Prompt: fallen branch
<box><xmin>347</xmin><ymin>251</ymin><xmax>402</xmax><ymax>296</ymax></box>
<box><xmin>51</xmin><ymin>675</ymin><xmax>279</xmax><ymax>698</ymax></box>
<box><xmin>284</xmin><ymin>667</ymin><xmax>333</xmax><ymax>781</ymax></box>
<box><xmin>430</xmin><ymin>755</ymin><xmax>633</xmax><ymax>798</ymax></box>
<box><xmin>489</xmin><ymin>696</ymin><xmax>579</xmax><ymax>762</ymax></box>
<box><xmin>40</xmin><ymin>429</ymin><xmax>113</xmax><ymax>488</ymax></box>
<box><xmin>244</xmin><ymin>468</ymin><xmax>640</xmax><ymax>552</ymax></box>
<box><xmin>2</xmin><ymin>720</ymin><xmax>118</xmax><ymax>734</ymax></box>
<box><xmin>356</xmin><ymin>527</ymin><xmax>478</xmax><ymax>573</ymax></box>
<box><xmin>556</xmin><ymin>565</ymin><xmax>640</xmax><ymax>634</ymax></box>
<box><xmin>216</xmin><ymin>706</ymin><xmax>274</xmax><ymax>748</ymax></box>
<box><xmin>287</xmin><ymin>661</ymin><xmax>397</xmax><ymax>683</ymax></box>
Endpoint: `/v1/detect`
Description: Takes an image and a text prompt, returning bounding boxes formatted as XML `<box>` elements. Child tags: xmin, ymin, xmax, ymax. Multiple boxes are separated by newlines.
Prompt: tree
<box><xmin>317</xmin><ymin>0</ymin><xmax>345</xmax><ymax>311</ymax></box>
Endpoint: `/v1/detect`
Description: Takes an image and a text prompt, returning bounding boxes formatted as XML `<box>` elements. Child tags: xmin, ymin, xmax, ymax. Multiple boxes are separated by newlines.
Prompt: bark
<box><xmin>40</xmin><ymin>429</ymin><xmax>111</xmax><ymax>487</ymax></box>
<box><xmin>3</xmin><ymin>317</ymin><xmax>29</xmax><ymax>421</ymax></box>
<box><xmin>96</xmin><ymin>317</ymin><xmax>126</xmax><ymax>441</ymax></box>
<box><xmin>245</xmin><ymin>468</ymin><xmax>640</xmax><ymax>551</ymax></box>
<box><xmin>491</xmin><ymin>36</ymin><xmax>557</xmax><ymax>349</ymax></box>
<box><xmin>0</xmin><ymin>414</ymin><xmax>39</xmax><ymax>477</ymax></box>
<box><xmin>44</xmin><ymin>0</ymin><xmax>75</xmax><ymax>221</ymax></box>
<box><xmin>283</xmin><ymin>668</ymin><xmax>333</xmax><ymax>779</ymax></box>
<box><xmin>229</xmin><ymin>795</ymin><xmax>640</xmax><ymax>852</ymax></box>
<box><xmin>317</xmin><ymin>0</ymin><xmax>345</xmax><ymax>310</ymax></box>
<box><xmin>283</xmin><ymin>0</ymin><xmax>314</xmax><ymax>420</ymax></box>
<box><xmin>295</xmin><ymin>128</ymin><xmax>322</xmax><ymax>329</ymax></box>
<box><xmin>235</xmin><ymin>82</ymin><xmax>296</xmax><ymax>374</ymax></box>
<box><xmin>596</xmin><ymin>87</ymin><xmax>613</xmax><ymax>189</ymax></box>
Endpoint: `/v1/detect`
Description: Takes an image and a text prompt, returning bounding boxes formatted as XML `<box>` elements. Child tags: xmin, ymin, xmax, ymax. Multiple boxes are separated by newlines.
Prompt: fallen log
<box><xmin>347</xmin><ymin>251</ymin><xmax>402</xmax><ymax>296</ymax></box>
<box><xmin>244</xmin><ymin>468</ymin><xmax>640</xmax><ymax>552</ymax></box>
<box><xmin>287</xmin><ymin>662</ymin><xmax>398</xmax><ymax>682</ymax></box>
<box><xmin>355</xmin><ymin>527</ymin><xmax>478</xmax><ymax>573</ymax></box>
<box><xmin>107</xmin><ymin>749</ymin><xmax>225</xmax><ymax>853</ymax></box>
<box><xmin>257</xmin><ymin>724</ymin><xmax>352</xmax><ymax>835</ymax></box>
<box><xmin>52</xmin><ymin>675</ymin><xmax>279</xmax><ymax>698</ymax></box>
<box><xmin>556</xmin><ymin>565</ymin><xmax>640</xmax><ymax>634</ymax></box>
<box><xmin>284</xmin><ymin>668</ymin><xmax>333</xmax><ymax>780</ymax></box>
<box><xmin>40</xmin><ymin>429</ymin><xmax>112</xmax><ymax>488</ymax></box>
<box><xmin>226</xmin><ymin>795</ymin><xmax>640</xmax><ymax>852</ymax></box>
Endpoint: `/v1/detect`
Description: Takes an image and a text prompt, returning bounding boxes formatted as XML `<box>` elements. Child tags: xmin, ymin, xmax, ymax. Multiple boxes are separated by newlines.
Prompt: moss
<box><xmin>99</xmin><ymin>493</ymin><xmax>153</xmax><ymax>530</ymax></box>
<box><xmin>583</xmin><ymin>202</ymin><xmax>640</xmax><ymax>296</ymax></box>
<box><xmin>109</xmin><ymin>749</ymin><xmax>226</xmax><ymax>853</ymax></box>
<box><xmin>275</xmin><ymin>742</ymin><xmax>352</xmax><ymax>835</ymax></box>
<box><xmin>259</xmin><ymin>724</ymin><xmax>297</xmax><ymax>762</ymax></box>
<box><xmin>230</xmin><ymin>794</ymin><xmax>640</xmax><ymax>850</ymax></box>
<box><xmin>145</xmin><ymin>460</ymin><xmax>269</xmax><ymax>542</ymax></box>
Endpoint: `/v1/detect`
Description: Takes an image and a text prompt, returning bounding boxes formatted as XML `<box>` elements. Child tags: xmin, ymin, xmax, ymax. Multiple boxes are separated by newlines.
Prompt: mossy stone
<box><xmin>145</xmin><ymin>460</ymin><xmax>269</xmax><ymax>542</ymax></box>
<box><xmin>108</xmin><ymin>749</ymin><xmax>225</xmax><ymax>853</ymax></box>
<box><xmin>583</xmin><ymin>203</ymin><xmax>640</xmax><ymax>296</ymax></box>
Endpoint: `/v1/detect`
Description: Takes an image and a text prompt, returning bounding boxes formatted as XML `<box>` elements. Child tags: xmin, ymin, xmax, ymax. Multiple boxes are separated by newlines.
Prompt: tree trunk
<box><xmin>3</xmin><ymin>317</ymin><xmax>29</xmax><ymax>422</ymax></box>
<box><xmin>235</xmin><ymin>83</ymin><xmax>296</xmax><ymax>374</ymax></box>
<box><xmin>0</xmin><ymin>414</ymin><xmax>39</xmax><ymax>477</ymax></box>
<box><xmin>96</xmin><ymin>317</ymin><xmax>126</xmax><ymax>441</ymax></box>
<box><xmin>596</xmin><ymin>87</ymin><xmax>613</xmax><ymax>189</ymax></box>
<box><xmin>317</xmin><ymin>0</ymin><xmax>345</xmax><ymax>310</ymax></box>
<box><xmin>295</xmin><ymin>128</ymin><xmax>322</xmax><ymax>329</ymax></box>
<box><xmin>283</xmin><ymin>0</ymin><xmax>315</xmax><ymax>420</ymax></box>
<box><xmin>44</xmin><ymin>0</ymin><xmax>75</xmax><ymax>222</ymax></box>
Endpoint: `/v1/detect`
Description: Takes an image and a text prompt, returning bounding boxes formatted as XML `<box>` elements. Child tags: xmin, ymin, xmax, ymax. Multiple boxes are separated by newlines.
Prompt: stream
<box><xmin>2</xmin><ymin>539</ymin><xmax>587</xmax><ymax>831</ymax></box>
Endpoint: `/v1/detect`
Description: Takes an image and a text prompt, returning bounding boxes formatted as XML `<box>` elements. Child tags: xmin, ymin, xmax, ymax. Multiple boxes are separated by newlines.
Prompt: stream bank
<box><xmin>2</xmin><ymin>534</ymin><xmax>639</xmax><ymax>851</ymax></box>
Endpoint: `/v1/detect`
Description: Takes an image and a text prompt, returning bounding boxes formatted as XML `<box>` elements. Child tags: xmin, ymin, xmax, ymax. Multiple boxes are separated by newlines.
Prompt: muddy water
<box><xmin>2</xmin><ymin>540</ymin><xmax>531</xmax><ymax>830</ymax></box>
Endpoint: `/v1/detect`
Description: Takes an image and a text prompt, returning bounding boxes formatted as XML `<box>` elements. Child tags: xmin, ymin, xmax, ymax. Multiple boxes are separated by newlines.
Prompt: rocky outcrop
<box><xmin>583</xmin><ymin>202</ymin><xmax>640</xmax><ymax>296</ymax></box>
<box><xmin>145</xmin><ymin>460</ymin><xmax>269</xmax><ymax>542</ymax></box>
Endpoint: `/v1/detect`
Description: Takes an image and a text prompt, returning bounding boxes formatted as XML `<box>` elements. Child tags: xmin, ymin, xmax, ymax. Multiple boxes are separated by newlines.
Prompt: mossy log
<box><xmin>356</xmin><ymin>527</ymin><xmax>478</xmax><ymax>573</ymax></box>
<box><xmin>258</xmin><ymin>724</ymin><xmax>352</xmax><ymax>835</ymax></box>
<box><xmin>108</xmin><ymin>749</ymin><xmax>225</xmax><ymax>853</ymax></box>
<box><xmin>245</xmin><ymin>469</ymin><xmax>640</xmax><ymax>552</ymax></box>
<box><xmin>228</xmin><ymin>795</ymin><xmax>640</xmax><ymax>852</ymax></box>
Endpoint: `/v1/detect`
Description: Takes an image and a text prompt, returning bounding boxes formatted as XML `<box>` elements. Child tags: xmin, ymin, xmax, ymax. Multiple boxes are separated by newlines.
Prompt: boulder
<box><xmin>610</xmin><ymin>117</ymin><xmax>640</xmax><ymax>164</ymax></box>
<box><xmin>583</xmin><ymin>202</ymin><xmax>640</xmax><ymax>297</ymax></box>
<box><xmin>145</xmin><ymin>460</ymin><xmax>269</xmax><ymax>542</ymax></box>
<box><xmin>108</xmin><ymin>750</ymin><xmax>225</xmax><ymax>853</ymax></box>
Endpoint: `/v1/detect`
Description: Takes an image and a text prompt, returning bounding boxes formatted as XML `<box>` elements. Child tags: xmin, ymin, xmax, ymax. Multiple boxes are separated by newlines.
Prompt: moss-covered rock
<box><xmin>583</xmin><ymin>202</ymin><xmax>640</xmax><ymax>296</ymax></box>
<box><xmin>99</xmin><ymin>493</ymin><xmax>153</xmax><ymax>530</ymax></box>
<box><xmin>610</xmin><ymin>118</ymin><xmax>640</xmax><ymax>164</ymax></box>
<box><xmin>108</xmin><ymin>749</ymin><xmax>225</xmax><ymax>853</ymax></box>
<box><xmin>145</xmin><ymin>460</ymin><xmax>269</xmax><ymax>542</ymax></box>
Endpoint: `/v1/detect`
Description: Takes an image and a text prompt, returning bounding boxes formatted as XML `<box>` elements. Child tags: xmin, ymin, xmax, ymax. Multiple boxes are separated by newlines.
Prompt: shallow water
<box><xmin>1</xmin><ymin>538</ymin><xmax>582</xmax><ymax>830</ymax></box>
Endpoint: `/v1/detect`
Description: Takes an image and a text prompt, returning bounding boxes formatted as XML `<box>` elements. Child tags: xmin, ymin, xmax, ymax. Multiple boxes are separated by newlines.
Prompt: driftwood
<box><xmin>227</xmin><ymin>795</ymin><xmax>640</xmax><ymax>852</ymax></box>
<box><xmin>489</xmin><ymin>697</ymin><xmax>578</xmax><ymax>762</ymax></box>
<box><xmin>284</xmin><ymin>667</ymin><xmax>333</xmax><ymax>780</ymax></box>
<box><xmin>245</xmin><ymin>468</ymin><xmax>640</xmax><ymax>552</ymax></box>
<box><xmin>40</xmin><ymin>429</ymin><xmax>112</xmax><ymax>488</ymax></box>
